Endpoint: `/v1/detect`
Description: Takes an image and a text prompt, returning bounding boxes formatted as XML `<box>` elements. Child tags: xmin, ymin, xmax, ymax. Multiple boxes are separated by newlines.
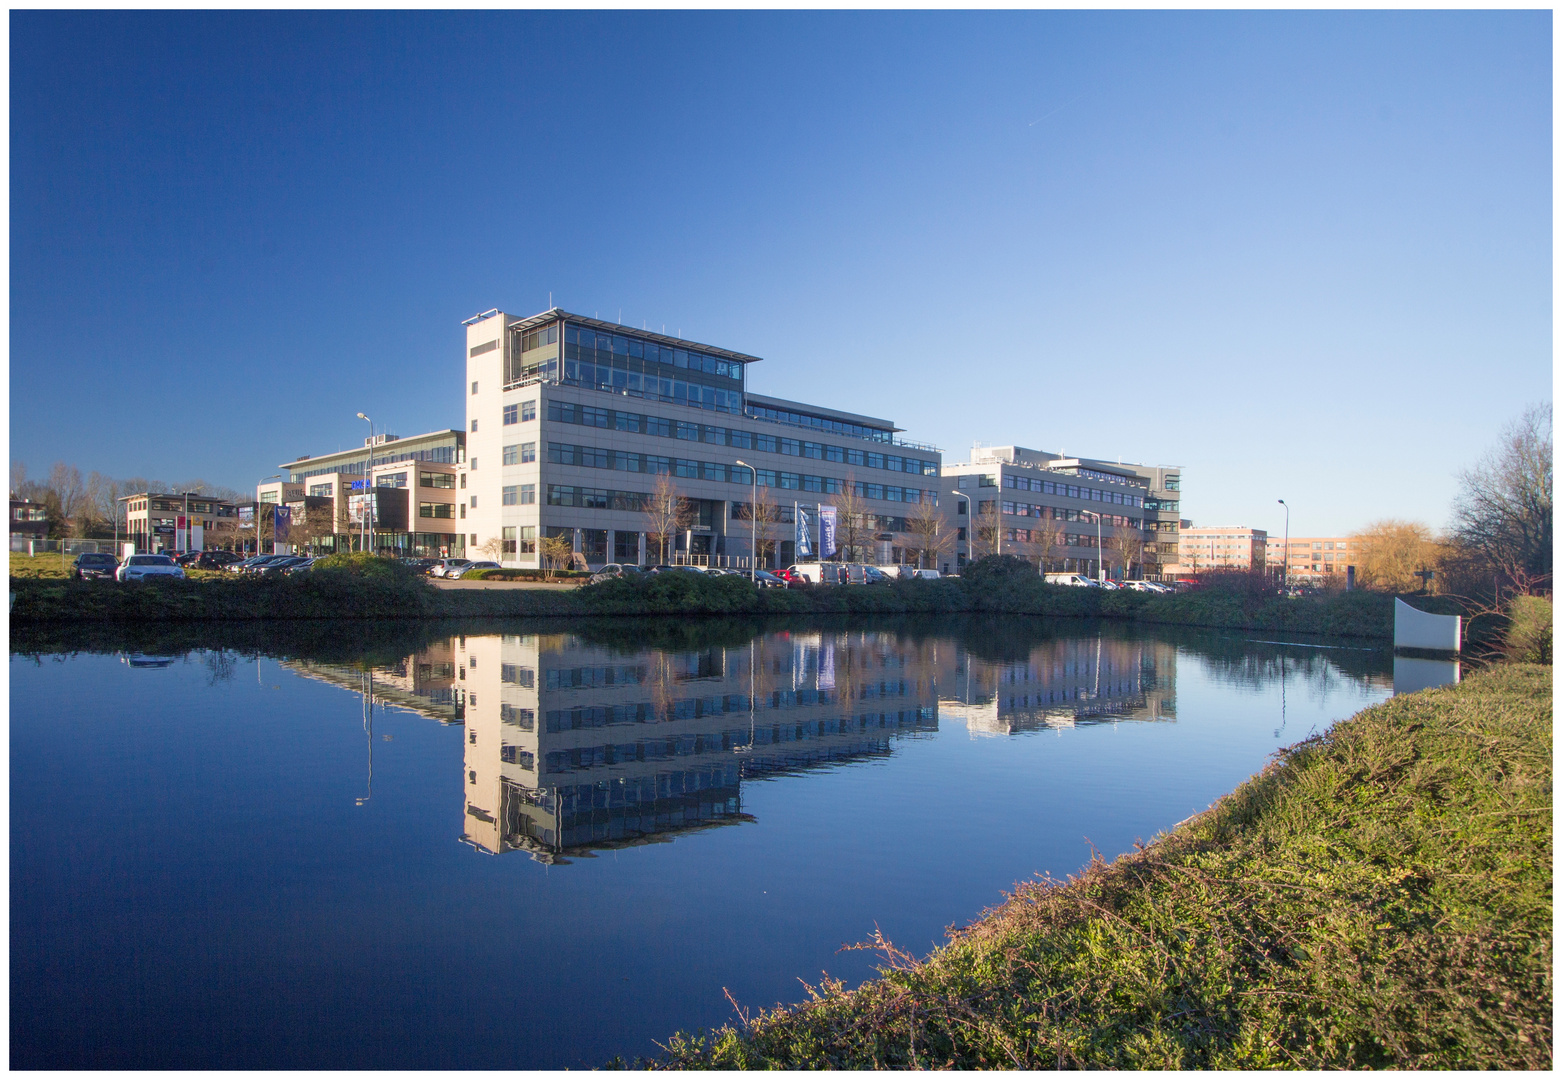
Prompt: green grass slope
<box><xmin>650</xmin><ymin>664</ymin><xmax>1552</xmax><ymax>1070</ymax></box>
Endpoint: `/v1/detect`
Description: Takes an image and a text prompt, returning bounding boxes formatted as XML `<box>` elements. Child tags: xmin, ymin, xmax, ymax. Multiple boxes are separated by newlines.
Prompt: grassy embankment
<box><xmin>11</xmin><ymin>553</ymin><xmax>1473</xmax><ymax>642</ymax></box>
<box><xmin>645</xmin><ymin>661</ymin><xmax>1553</xmax><ymax>1069</ymax></box>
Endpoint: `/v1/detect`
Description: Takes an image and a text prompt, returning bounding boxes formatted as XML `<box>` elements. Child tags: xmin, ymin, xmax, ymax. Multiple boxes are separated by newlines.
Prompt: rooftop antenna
<box><xmin>549</xmin><ymin>291</ymin><xmax>552</xmax><ymax>309</ymax></box>
<box><xmin>618</xmin><ymin>309</ymin><xmax>622</xmax><ymax>324</ymax></box>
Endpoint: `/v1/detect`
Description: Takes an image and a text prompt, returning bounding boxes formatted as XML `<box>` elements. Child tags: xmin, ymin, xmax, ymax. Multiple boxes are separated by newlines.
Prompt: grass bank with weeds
<box><xmin>648</xmin><ymin>664</ymin><xmax>1552</xmax><ymax>1070</ymax></box>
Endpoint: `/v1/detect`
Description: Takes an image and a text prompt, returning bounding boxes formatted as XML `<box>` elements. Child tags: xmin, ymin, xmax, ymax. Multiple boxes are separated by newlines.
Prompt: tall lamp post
<box><xmin>735</xmin><ymin>459</ymin><xmax>756</xmax><ymax>580</ymax></box>
<box><xmin>1277</xmin><ymin>499</ymin><xmax>1290</xmax><ymax>591</ymax></box>
<box><xmin>1081</xmin><ymin>510</ymin><xmax>1103</xmax><ymax>583</ymax></box>
<box><xmin>953</xmin><ymin>491</ymin><xmax>971</xmax><ymax>568</ymax></box>
<box><xmin>357</xmin><ymin>412</ymin><xmax>374</xmax><ymax>554</ymax></box>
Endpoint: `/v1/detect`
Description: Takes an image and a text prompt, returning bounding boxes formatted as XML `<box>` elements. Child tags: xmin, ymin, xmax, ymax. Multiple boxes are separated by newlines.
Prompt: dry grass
<box><xmin>648</xmin><ymin>664</ymin><xmax>1553</xmax><ymax>1070</ymax></box>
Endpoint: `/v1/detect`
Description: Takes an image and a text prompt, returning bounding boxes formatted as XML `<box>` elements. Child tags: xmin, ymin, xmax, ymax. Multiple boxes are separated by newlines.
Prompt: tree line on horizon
<box><xmin>9</xmin><ymin>461</ymin><xmax>246</xmax><ymax>540</ymax></box>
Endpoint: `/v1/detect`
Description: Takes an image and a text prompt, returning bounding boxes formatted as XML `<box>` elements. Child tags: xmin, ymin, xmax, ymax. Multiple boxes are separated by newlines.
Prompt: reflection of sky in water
<box><xmin>11</xmin><ymin>624</ymin><xmax>1392</xmax><ymax>1070</ymax></box>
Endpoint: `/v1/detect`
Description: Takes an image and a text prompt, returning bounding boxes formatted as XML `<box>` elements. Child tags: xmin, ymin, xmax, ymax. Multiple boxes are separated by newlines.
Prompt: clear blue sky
<box><xmin>11</xmin><ymin>11</ymin><xmax>1551</xmax><ymax>535</ymax></box>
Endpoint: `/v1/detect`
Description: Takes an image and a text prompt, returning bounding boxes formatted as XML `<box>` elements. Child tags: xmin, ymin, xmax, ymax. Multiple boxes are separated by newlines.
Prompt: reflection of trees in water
<box><xmin>1191</xmin><ymin>641</ymin><xmax>1392</xmax><ymax>708</ymax></box>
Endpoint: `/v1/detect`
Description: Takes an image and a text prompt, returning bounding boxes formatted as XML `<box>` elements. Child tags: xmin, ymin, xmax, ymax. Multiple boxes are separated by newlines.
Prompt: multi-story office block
<box><xmin>269</xmin><ymin>428</ymin><xmax>466</xmax><ymax>556</ymax></box>
<box><xmin>463</xmin><ymin>309</ymin><xmax>942</xmax><ymax>570</ymax></box>
<box><xmin>1178</xmin><ymin>526</ymin><xmax>1269</xmax><ymax>573</ymax></box>
<box><xmin>1265</xmin><ymin>535</ymin><xmax>1360</xmax><ymax>585</ymax></box>
<box><xmin>939</xmin><ymin>446</ymin><xmax>1182</xmax><ymax>580</ymax></box>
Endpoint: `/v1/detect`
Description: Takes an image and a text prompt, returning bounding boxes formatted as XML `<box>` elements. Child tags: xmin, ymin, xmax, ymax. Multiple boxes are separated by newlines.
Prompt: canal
<box><xmin>11</xmin><ymin>616</ymin><xmax>1394</xmax><ymax>1068</ymax></box>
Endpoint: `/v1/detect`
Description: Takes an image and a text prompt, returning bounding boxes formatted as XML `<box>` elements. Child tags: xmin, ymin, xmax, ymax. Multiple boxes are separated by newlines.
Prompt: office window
<box><xmin>503</xmin><ymin>445</ymin><xmax>519</xmax><ymax>466</ymax></box>
<box><xmin>420</xmin><ymin>502</ymin><xmax>455</xmax><ymax>519</ymax></box>
<box><xmin>309</xmin><ymin>484</ymin><xmax>333</xmax><ymax>498</ymax></box>
<box><xmin>503</xmin><ymin>404</ymin><xmax>518</xmax><ymax>425</ymax></box>
<box><xmin>755</xmin><ymin>434</ymin><xmax>778</xmax><ymax>454</ymax></box>
<box><xmin>460</xmin><ymin>504</ymin><xmax>466</xmax><ymax>518</ymax></box>
<box><xmin>421</xmin><ymin>472</ymin><xmax>454</xmax><ymax>489</ymax></box>
<box><xmin>377</xmin><ymin>472</ymin><xmax>408</xmax><ymax>488</ymax></box>
<box><xmin>460</xmin><ymin>474</ymin><xmax>466</xmax><ymax>489</ymax></box>
<box><xmin>757</xmin><ymin>469</ymin><xmax>776</xmax><ymax>487</ymax></box>
<box><xmin>470</xmin><ymin>459</ymin><xmax>477</xmax><ymax>471</ymax></box>
<box><xmin>778</xmin><ymin>472</ymin><xmax>800</xmax><ymax>490</ymax></box>
<box><xmin>502</xmin><ymin>526</ymin><xmax>517</xmax><ymax>554</ymax></box>
<box><xmin>520</xmin><ymin>442</ymin><xmax>535</xmax><ymax>463</ymax></box>
<box><xmin>521</xmin><ymin>400</ymin><xmax>536</xmax><ymax>422</ymax></box>
<box><xmin>503</xmin><ymin>486</ymin><xmax>518</xmax><ymax>506</ymax></box>
<box><xmin>520</xmin><ymin>484</ymin><xmax>536</xmax><ymax>504</ymax></box>
<box><xmin>470</xmin><ymin>496</ymin><xmax>477</xmax><ymax>508</ymax></box>
<box><xmin>780</xmin><ymin>438</ymin><xmax>801</xmax><ymax>456</ymax></box>
<box><xmin>471</xmin><ymin>420</ymin><xmax>478</xmax><ymax>432</ymax></box>
<box><xmin>472</xmin><ymin>381</ymin><xmax>479</xmax><ymax>395</ymax></box>
<box><xmin>825</xmin><ymin>445</ymin><xmax>844</xmax><ymax>463</ymax></box>
<box><xmin>518</xmin><ymin>526</ymin><xmax>536</xmax><ymax>553</ymax></box>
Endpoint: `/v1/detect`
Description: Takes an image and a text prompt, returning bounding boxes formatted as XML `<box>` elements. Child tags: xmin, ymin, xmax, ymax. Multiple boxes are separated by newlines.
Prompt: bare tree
<box><xmin>904</xmin><ymin>494</ymin><xmax>952</xmax><ymax>569</ymax></box>
<box><xmin>832</xmin><ymin>473</ymin><xmax>869</xmax><ymax>563</ymax></box>
<box><xmin>47</xmin><ymin>463</ymin><xmax>89</xmax><ymax>536</ymax></box>
<box><xmin>736</xmin><ymin>484</ymin><xmax>784</xmax><ymax>570</ymax></box>
<box><xmin>1353</xmin><ymin>519</ymin><xmax>1441</xmax><ymax>592</ymax></box>
<box><xmin>540</xmin><ymin>532</ymin><xmax>574</xmax><ymax>581</ymax></box>
<box><xmin>1449</xmin><ymin>403</ymin><xmax>1552</xmax><ymax>596</ymax></box>
<box><xmin>642</xmin><ymin>472</ymin><xmax>693</xmax><ymax>564</ymax></box>
<box><xmin>1109</xmin><ymin>525</ymin><xmax>1144</xmax><ymax>581</ymax></box>
<box><xmin>10</xmin><ymin>460</ymin><xmax>26</xmax><ymax>497</ymax></box>
<box><xmin>477</xmin><ymin>535</ymin><xmax>506</xmax><ymax>561</ymax></box>
<box><xmin>974</xmin><ymin>500</ymin><xmax>1002</xmax><ymax>559</ymax></box>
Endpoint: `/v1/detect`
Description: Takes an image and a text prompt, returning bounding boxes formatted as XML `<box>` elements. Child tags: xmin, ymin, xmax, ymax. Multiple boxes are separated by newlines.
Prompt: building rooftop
<box><xmin>744</xmin><ymin>393</ymin><xmax>898</xmax><ymax>433</ymax></box>
<box><xmin>491</xmin><ymin>308</ymin><xmax>764</xmax><ymax>366</ymax></box>
<box><xmin>279</xmin><ymin>428</ymin><xmax>464</xmax><ymax>472</ymax></box>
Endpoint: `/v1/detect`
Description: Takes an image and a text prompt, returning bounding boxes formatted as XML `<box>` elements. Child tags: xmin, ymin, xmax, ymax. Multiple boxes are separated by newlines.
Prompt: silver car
<box><xmin>116</xmin><ymin>554</ymin><xmax>186</xmax><ymax>583</ymax></box>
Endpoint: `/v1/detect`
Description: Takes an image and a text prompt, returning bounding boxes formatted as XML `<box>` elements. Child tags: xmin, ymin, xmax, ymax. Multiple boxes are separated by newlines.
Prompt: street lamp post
<box><xmin>1081</xmin><ymin>510</ymin><xmax>1103</xmax><ymax>583</ymax></box>
<box><xmin>1277</xmin><ymin>499</ymin><xmax>1290</xmax><ymax>592</ymax></box>
<box><xmin>953</xmin><ymin>491</ymin><xmax>971</xmax><ymax>569</ymax></box>
<box><xmin>735</xmin><ymin>459</ymin><xmax>756</xmax><ymax>580</ymax></box>
<box><xmin>357</xmin><ymin>413</ymin><xmax>374</xmax><ymax>554</ymax></box>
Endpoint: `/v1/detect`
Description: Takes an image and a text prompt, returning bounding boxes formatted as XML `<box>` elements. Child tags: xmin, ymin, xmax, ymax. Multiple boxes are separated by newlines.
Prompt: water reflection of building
<box><xmin>283</xmin><ymin>639</ymin><xmax>464</xmax><ymax>725</ymax></box>
<box><xmin>937</xmin><ymin>636</ymin><xmax>1177</xmax><ymax>735</ymax></box>
<box><xmin>457</xmin><ymin>631</ymin><xmax>941</xmax><ymax>862</ymax></box>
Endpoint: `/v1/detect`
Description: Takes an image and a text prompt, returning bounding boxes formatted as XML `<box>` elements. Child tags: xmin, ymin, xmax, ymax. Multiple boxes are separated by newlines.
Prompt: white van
<box><xmin>1044</xmin><ymin>573</ymin><xmax>1096</xmax><ymax>587</ymax></box>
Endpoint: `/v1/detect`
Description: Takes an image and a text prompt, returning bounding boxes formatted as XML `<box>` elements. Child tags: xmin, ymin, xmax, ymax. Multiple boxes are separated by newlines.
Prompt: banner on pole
<box><xmin>795</xmin><ymin>506</ymin><xmax>813</xmax><ymax>559</ymax></box>
<box><xmin>239</xmin><ymin>505</ymin><xmax>255</xmax><ymax>529</ymax></box>
<box><xmin>818</xmin><ymin>505</ymin><xmax>837</xmax><ymax>559</ymax></box>
<box><xmin>273</xmin><ymin>505</ymin><xmax>292</xmax><ymax>543</ymax></box>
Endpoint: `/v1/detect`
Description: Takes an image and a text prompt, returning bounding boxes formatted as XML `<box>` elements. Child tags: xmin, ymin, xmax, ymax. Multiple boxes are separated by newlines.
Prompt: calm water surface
<box><xmin>12</xmin><ymin>617</ymin><xmax>1392</xmax><ymax>1068</ymax></box>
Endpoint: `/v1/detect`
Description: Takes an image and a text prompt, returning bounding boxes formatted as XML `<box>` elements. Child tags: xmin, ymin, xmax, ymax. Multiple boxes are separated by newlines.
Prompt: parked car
<box><xmin>589</xmin><ymin>564</ymin><xmax>643</xmax><ymax>584</ymax></box>
<box><xmin>190</xmin><ymin>550</ymin><xmax>243</xmax><ymax>571</ymax></box>
<box><xmin>909</xmin><ymin>568</ymin><xmax>941</xmax><ymax>580</ymax></box>
<box><xmin>1043</xmin><ymin>573</ymin><xmax>1096</xmax><ymax>588</ymax></box>
<box><xmin>446</xmin><ymin>561</ymin><xmax>501</xmax><ymax>579</ymax></box>
<box><xmin>279</xmin><ymin>557</ymin><xmax>320</xmax><ymax>576</ymax></box>
<box><xmin>428</xmin><ymin>558</ymin><xmax>473</xmax><ymax>578</ymax></box>
<box><xmin>645</xmin><ymin>564</ymin><xmax>704</xmax><ymax>576</ymax></box>
<box><xmin>254</xmin><ymin>556</ymin><xmax>313</xmax><ymax>576</ymax></box>
<box><xmin>753</xmin><ymin>569</ymin><xmax>786</xmax><ymax>589</ymax></box>
<box><xmin>116</xmin><ymin>554</ymin><xmax>186</xmax><ymax>583</ymax></box>
<box><xmin>227</xmin><ymin>555</ymin><xmax>273</xmax><ymax>573</ymax></box>
<box><xmin>238</xmin><ymin>555</ymin><xmax>297</xmax><ymax>575</ymax></box>
<box><xmin>400</xmin><ymin>558</ymin><xmax>439</xmax><ymax>575</ymax></box>
<box><xmin>172</xmin><ymin>551</ymin><xmax>203</xmax><ymax>567</ymax></box>
<box><xmin>1095</xmin><ymin>579</ymin><xmax>1120</xmax><ymax>590</ymax></box>
<box><xmin>72</xmin><ymin>552</ymin><xmax>120</xmax><ymax>581</ymax></box>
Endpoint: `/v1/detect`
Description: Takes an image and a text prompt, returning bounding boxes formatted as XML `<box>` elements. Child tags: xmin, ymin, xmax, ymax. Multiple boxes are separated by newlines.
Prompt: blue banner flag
<box><xmin>272</xmin><ymin>505</ymin><xmax>292</xmax><ymax>543</ymax></box>
<box><xmin>819</xmin><ymin>505</ymin><xmax>837</xmax><ymax>559</ymax></box>
<box><xmin>795</xmin><ymin>505</ymin><xmax>813</xmax><ymax>559</ymax></box>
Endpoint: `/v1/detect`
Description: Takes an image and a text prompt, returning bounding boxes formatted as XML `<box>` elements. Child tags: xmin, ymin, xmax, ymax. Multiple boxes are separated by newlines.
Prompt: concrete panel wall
<box><xmin>1394</xmin><ymin>598</ymin><xmax>1461</xmax><ymax>652</ymax></box>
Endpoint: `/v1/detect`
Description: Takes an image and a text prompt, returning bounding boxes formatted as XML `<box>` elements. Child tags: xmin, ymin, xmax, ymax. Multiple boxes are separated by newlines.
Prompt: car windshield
<box><xmin>128</xmin><ymin>555</ymin><xmax>173</xmax><ymax>566</ymax></box>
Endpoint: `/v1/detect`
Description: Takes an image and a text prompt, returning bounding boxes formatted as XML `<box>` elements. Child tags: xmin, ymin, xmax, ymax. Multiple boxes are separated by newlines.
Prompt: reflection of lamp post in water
<box><xmin>356</xmin><ymin>669</ymin><xmax>373</xmax><ymax>805</ymax></box>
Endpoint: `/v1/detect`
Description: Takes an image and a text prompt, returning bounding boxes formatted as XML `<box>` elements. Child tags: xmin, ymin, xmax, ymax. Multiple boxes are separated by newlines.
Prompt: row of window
<box><xmin>544</xmin><ymin>441</ymin><xmax>937</xmax><ymax>503</ymax></box>
<box><xmin>1055</xmin><ymin>466</ymin><xmax>1150</xmax><ymax>490</ymax></box>
<box><xmin>502</xmin><ymin>443</ymin><xmax>538</xmax><ymax>465</ymax></box>
<box><xmin>742</xmin><ymin>403</ymin><xmax>895</xmax><ymax>444</ymax></box>
<box><xmin>565</xmin><ymin>325</ymin><xmax>744</xmax><ymax>381</ymax></box>
<box><xmin>501</xmin><ymin>485</ymin><xmax>538</xmax><ymax>506</ymax></box>
<box><xmin>1000</xmin><ymin>474</ymin><xmax>1145</xmax><ymax>508</ymax></box>
<box><xmin>289</xmin><ymin>445</ymin><xmax>459</xmax><ymax>484</ymax></box>
<box><xmin>547</xmin><ymin>485</ymin><xmax>651</xmax><ymax>512</ymax></box>
<box><xmin>1003</xmin><ymin>528</ymin><xmax>1123</xmax><ymax>546</ymax></box>
<box><xmin>502</xmin><ymin>400</ymin><xmax>538</xmax><ymax>425</ymax></box>
<box><xmin>1000</xmin><ymin>501</ymin><xmax>1143</xmax><ymax>529</ymax></box>
<box><xmin>546</xmin><ymin>401</ymin><xmax>938</xmax><ymax>476</ymax></box>
<box><xmin>561</xmin><ymin>360</ymin><xmax>744</xmax><ymax>414</ymax></box>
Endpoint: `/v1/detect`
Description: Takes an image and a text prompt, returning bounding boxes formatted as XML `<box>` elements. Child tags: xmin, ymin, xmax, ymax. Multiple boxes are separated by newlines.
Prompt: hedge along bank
<box><xmin>11</xmin><ymin>553</ymin><xmax>1453</xmax><ymax>640</ymax></box>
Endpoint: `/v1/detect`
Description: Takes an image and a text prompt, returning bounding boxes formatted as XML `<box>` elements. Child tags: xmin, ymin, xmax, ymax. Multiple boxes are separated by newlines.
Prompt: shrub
<box><xmin>1504</xmin><ymin>595</ymin><xmax>1552</xmax><ymax>664</ymax></box>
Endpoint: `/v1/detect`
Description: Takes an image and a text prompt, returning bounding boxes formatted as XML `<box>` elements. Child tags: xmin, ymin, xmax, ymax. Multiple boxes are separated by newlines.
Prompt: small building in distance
<box><xmin>1178</xmin><ymin>526</ymin><xmax>1269</xmax><ymax>574</ymax></box>
<box><xmin>10</xmin><ymin>498</ymin><xmax>50</xmax><ymax>543</ymax></box>
<box><xmin>119</xmin><ymin>492</ymin><xmax>243</xmax><ymax>554</ymax></box>
<box><xmin>1266</xmin><ymin>534</ymin><xmax>1361</xmax><ymax>586</ymax></box>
